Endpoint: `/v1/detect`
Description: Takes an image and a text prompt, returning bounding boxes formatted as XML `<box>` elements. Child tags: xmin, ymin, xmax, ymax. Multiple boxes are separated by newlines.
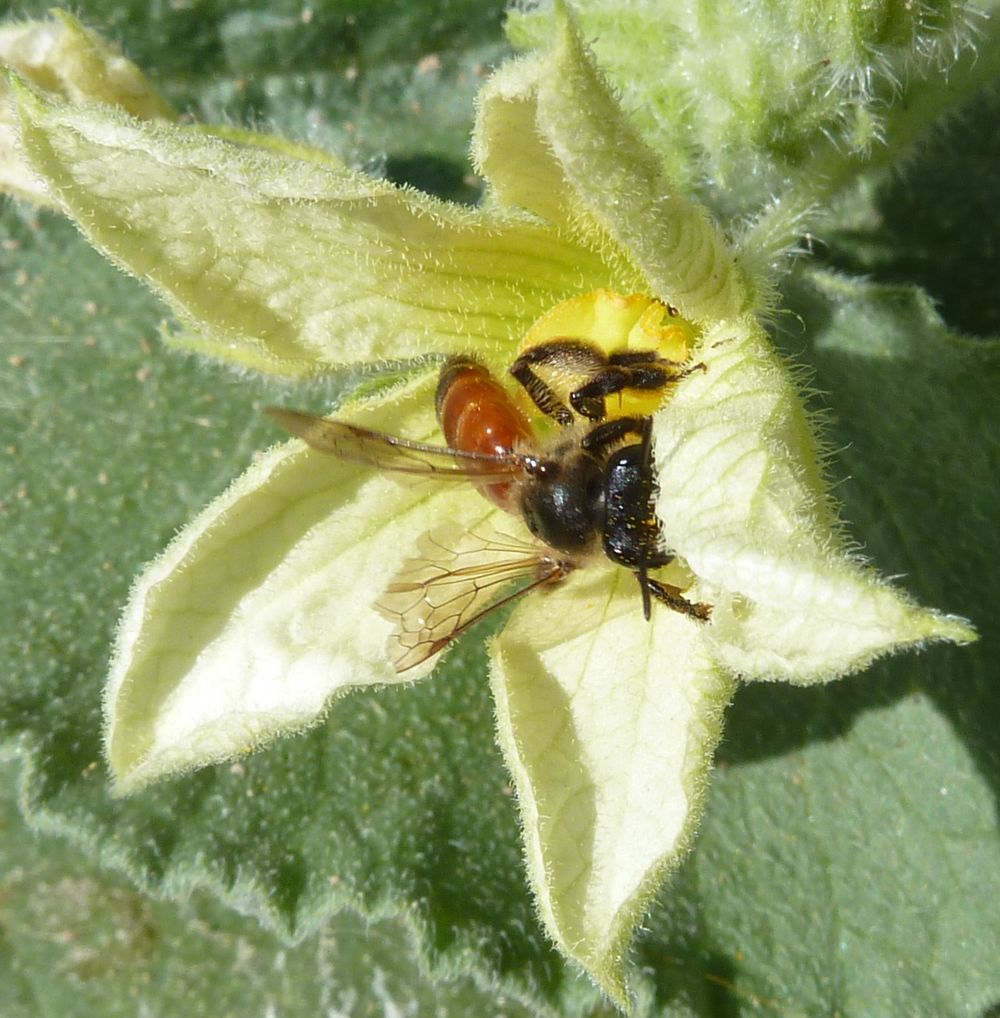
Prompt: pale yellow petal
<box><xmin>12</xmin><ymin>79</ymin><xmax>615</xmax><ymax>377</ymax></box>
<box><xmin>537</xmin><ymin>6</ymin><xmax>745</xmax><ymax>323</ymax></box>
<box><xmin>654</xmin><ymin>319</ymin><xmax>976</xmax><ymax>684</ymax></box>
<box><xmin>472</xmin><ymin>52</ymin><xmax>578</xmax><ymax>228</ymax></box>
<box><xmin>475</xmin><ymin>3</ymin><xmax>745</xmax><ymax>322</ymax></box>
<box><xmin>105</xmin><ymin>372</ymin><xmax>491</xmax><ymax>793</ymax></box>
<box><xmin>490</xmin><ymin>567</ymin><xmax>733</xmax><ymax>1004</ymax></box>
<box><xmin>1</xmin><ymin>12</ymin><xmax>172</xmax><ymax>203</ymax></box>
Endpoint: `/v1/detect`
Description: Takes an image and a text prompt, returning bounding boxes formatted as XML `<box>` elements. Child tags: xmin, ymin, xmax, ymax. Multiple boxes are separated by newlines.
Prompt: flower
<box><xmin>0</xmin><ymin>9</ymin><xmax>174</xmax><ymax>204</ymax></box>
<box><xmin>6</xmin><ymin>4</ymin><xmax>975</xmax><ymax>1006</ymax></box>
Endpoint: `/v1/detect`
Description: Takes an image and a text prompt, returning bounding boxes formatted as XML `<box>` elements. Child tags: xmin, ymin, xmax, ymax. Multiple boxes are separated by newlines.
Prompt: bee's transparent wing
<box><xmin>266</xmin><ymin>407</ymin><xmax>522</xmax><ymax>480</ymax></box>
<box><xmin>375</xmin><ymin>521</ymin><xmax>569</xmax><ymax>672</ymax></box>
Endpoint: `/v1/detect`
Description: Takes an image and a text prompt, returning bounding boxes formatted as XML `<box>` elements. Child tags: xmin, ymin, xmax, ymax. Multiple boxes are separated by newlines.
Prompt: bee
<box><xmin>267</xmin><ymin>336</ymin><xmax>710</xmax><ymax>672</ymax></box>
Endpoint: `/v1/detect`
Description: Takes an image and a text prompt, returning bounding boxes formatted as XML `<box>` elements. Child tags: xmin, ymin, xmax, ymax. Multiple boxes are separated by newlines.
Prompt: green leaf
<box><xmin>507</xmin><ymin>0</ymin><xmax>998</xmax><ymax>229</ymax></box>
<box><xmin>680</xmin><ymin>690</ymin><xmax>1000</xmax><ymax>1014</ymax></box>
<box><xmin>821</xmin><ymin>82</ymin><xmax>1000</xmax><ymax>340</ymax></box>
<box><xmin>0</xmin><ymin>759</ymin><xmax>538</xmax><ymax>1018</ymax></box>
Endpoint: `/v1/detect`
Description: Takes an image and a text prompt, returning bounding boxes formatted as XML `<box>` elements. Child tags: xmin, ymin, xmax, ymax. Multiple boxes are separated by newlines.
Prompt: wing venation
<box><xmin>375</xmin><ymin>521</ymin><xmax>570</xmax><ymax>672</ymax></box>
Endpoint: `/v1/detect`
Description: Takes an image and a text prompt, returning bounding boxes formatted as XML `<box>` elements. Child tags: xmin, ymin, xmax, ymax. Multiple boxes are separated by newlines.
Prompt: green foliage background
<box><xmin>1</xmin><ymin>1</ymin><xmax>998</xmax><ymax>1015</ymax></box>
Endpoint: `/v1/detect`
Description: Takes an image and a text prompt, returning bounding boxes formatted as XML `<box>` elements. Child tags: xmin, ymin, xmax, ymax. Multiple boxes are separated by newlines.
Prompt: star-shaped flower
<box><xmin>6</xmin><ymin>5</ymin><xmax>974</xmax><ymax>1006</ymax></box>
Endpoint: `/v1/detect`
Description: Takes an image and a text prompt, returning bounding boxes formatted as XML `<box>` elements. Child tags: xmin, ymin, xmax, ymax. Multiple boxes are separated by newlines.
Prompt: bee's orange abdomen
<box><xmin>437</xmin><ymin>358</ymin><xmax>532</xmax><ymax>510</ymax></box>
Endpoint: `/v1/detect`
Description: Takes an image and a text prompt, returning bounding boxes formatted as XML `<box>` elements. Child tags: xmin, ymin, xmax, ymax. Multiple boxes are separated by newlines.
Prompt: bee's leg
<box><xmin>569</xmin><ymin>366</ymin><xmax>637</xmax><ymax>419</ymax></box>
<box><xmin>570</xmin><ymin>361</ymin><xmax>672</xmax><ymax>420</ymax></box>
<box><xmin>637</xmin><ymin>412</ymin><xmax>653</xmax><ymax>470</ymax></box>
<box><xmin>571</xmin><ymin>356</ymin><xmax>707</xmax><ymax>420</ymax></box>
<box><xmin>510</xmin><ymin>340</ymin><xmax>608</xmax><ymax>426</ymax></box>
<box><xmin>607</xmin><ymin>350</ymin><xmax>682</xmax><ymax>367</ymax></box>
<box><xmin>609</xmin><ymin>351</ymin><xmax>708</xmax><ymax>378</ymax></box>
<box><xmin>579</xmin><ymin>415</ymin><xmax>647</xmax><ymax>453</ymax></box>
<box><xmin>645</xmin><ymin>578</ymin><xmax>713</xmax><ymax>622</ymax></box>
<box><xmin>637</xmin><ymin>561</ymin><xmax>653</xmax><ymax>621</ymax></box>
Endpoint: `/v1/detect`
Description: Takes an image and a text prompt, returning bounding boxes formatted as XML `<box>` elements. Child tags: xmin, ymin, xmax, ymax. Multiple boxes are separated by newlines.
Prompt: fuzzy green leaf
<box><xmin>507</xmin><ymin>0</ymin><xmax>999</xmax><ymax>231</ymax></box>
<box><xmin>0</xmin><ymin>759</ymin><xmax>537</xmax><ymax>1018</ymax></box>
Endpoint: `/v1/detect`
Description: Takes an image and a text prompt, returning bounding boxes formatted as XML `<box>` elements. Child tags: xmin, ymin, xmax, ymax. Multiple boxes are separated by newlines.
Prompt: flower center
<box><xmin>514</xmin><ymin>288</ymin><xmax>700</xmax><ymax>424</ymax></box>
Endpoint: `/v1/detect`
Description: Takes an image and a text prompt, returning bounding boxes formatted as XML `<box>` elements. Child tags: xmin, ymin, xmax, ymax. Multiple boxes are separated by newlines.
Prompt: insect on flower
<box><xmin>267</xmin><ymin>297</ymin><xmax>712</xmax><ymax>671</ymax></box>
